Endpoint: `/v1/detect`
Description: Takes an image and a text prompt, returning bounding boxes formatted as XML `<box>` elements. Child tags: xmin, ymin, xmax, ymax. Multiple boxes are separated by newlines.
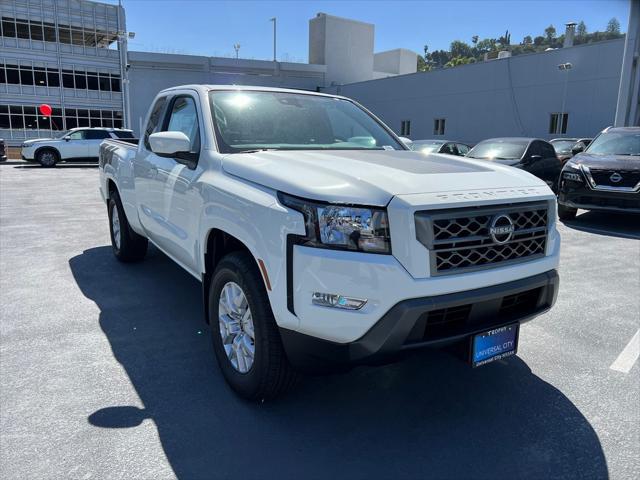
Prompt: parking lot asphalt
<box><xmin>1</xmin><ymin>162</ymin><xmax>639</xmax><ymax>480</ymax></box>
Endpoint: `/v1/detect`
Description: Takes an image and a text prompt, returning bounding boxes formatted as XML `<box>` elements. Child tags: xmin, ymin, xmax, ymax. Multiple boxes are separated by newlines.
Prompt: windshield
<box><xmin>551</xmin><ymin>140</ymin><xmax>578</xmax><ymax>154</ymax></box>
<box><xmin>210</xmin><ymin>91</ymin><xmax>404</xmax><ymax>153</ymax></box>
<box><xmin>409</xmin><ymin>140</ymin><xmax>444</xmax><ymax>153</ymax></box>
<box><xmin>467</xmin><ymin>139</ymin><xmax>529</xmax><ymax>160</ymax></box>
<box><xmin>585</xmin><ymin>131</ymin><xmax>640</xmax><ymax>156</ymax></box>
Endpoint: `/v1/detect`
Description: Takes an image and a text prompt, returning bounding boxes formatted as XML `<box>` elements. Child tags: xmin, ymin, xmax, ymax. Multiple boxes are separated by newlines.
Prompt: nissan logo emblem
<box><xmin>489</xmin><ymin>214</ymin><xmax>515</xmax><ymax>244</ymax></box>
<box><xmin>610</xmin><ymin>172</ymin><xmax>622</xmax><ymax>183</ymax></box>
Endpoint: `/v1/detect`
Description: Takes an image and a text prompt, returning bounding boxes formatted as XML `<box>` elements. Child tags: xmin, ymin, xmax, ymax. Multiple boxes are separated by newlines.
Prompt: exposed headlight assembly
<box><xmin>562</xmin><ymin>162</ymin><xmax>583</xmax><ymax>182</ymax></box>
<box><xmin>278</xmin><ymin>192</ymin><xmax>391</xmax><ymax>254</ymax></box>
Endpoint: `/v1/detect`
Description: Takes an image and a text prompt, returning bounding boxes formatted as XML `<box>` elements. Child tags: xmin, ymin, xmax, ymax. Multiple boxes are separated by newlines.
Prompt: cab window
<box><xmin>143</xmin><ymin>97</ymin><xmax>168</xmax><ymax>150</ymax></box>
<box><xmin>164</xmin><ymin>96</ymin><xmax>200</xmax><ymax>154</ymax></box>
<box><xmin>456</xmin><ymin>143</ymin><xmax>470</xmax><ymax>155</ymax></box>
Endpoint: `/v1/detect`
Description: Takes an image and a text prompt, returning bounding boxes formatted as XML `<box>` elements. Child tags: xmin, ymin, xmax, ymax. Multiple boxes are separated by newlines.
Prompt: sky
<box><xmin>111</xmin><ymin>0</ymin><xmax>631</xmax><ymax>63</ymax></box>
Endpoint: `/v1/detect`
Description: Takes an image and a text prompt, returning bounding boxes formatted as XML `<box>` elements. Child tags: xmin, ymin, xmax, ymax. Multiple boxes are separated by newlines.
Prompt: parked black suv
<box><xmin>557</xmin><ymin>127</ymin><xmax>640</xmax><ymax>220</ymax></box>
<box><xmin>466</xmin><ymin>137</ymin><xmax>562</xmax><ymax>191</ymax></box>
<box><xmin>0</xmin><ymin>138</ymin><xmax>7</xmax><ymax>162</ymax></box>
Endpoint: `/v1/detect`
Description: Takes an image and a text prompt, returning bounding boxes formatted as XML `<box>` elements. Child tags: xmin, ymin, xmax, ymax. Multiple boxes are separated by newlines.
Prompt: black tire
<box><xmin>37</xmin><ymin>148</ymin><xmax>59</xmax><ymax>167</ymax></box>
<box><xmin>108</xmin><ymin>189</ymin><xmax>148</xmax><ymax>262</ymax></box>
<box><xmin>558</xmin><ymin>203</ymin><xmax>577</xmax><ymax>221</ymax></box>
<box><xmin>209</xmin><ymin>251</ymin><xmax>297</xmax><ymax>401</ymax></box>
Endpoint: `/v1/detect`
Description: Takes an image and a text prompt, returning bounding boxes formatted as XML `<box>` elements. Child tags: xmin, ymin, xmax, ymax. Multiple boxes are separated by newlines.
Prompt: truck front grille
<box><xmin>415</xmin><ymin>202</ymin><xmax>548</xmax><ymax>275</ymax></box>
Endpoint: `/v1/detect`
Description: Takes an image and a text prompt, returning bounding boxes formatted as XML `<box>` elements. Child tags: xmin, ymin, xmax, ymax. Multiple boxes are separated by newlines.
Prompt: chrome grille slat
<box><xmin>415</xmin><ymin>202</ymin><xmax>549</xmax><ymax>275</ymax></box>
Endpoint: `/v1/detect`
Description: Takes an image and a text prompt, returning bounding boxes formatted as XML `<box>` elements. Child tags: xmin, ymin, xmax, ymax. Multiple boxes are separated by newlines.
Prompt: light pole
<box><xmin>557</xmin><ymin>62</ymin><xmax>573</xmax><ymax>136</ymax></box>
<box><xmin>270</xmin><ymin>17</ymin><xmax>276</xmax><ymax>61</ymax></box>
<box><xmin>116</xmin><ymin>0</ymin><xmax>135</xmax><ymax>130</ymax></box>
<box><xmin>233</xmin><ymin>43</ymin><xmax>241</xmax><ymax>59</ymax></box>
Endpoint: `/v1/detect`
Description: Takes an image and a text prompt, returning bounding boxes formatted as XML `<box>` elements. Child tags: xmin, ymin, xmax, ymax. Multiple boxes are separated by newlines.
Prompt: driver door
<box><xmin>62</xmin><ymin>130</ymin><xmax>89</xmax><ymax>158</ymax></box>
<box><xmin>137</xmin><ymin>92</ymin><xmax>204</xmax><ymax>274</ymax></box>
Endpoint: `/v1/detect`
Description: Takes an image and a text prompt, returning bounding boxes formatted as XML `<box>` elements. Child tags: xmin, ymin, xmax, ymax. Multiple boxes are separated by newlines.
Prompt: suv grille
<box><xmin>415</xmin><ymin>202</ymin><xmax>548</xmax><ymax>275</ymax></box>
<box><xmin>589</xmin><ymin>169</ymin><xmax>640</xmax><ymax>189</ymax></box>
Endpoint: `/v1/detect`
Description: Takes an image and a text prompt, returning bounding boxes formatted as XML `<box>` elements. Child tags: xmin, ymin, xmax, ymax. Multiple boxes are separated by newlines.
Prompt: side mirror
<box><xmin>571</xmin><ymin>144</ymin><xmax>584</xmax><ymax>155</ymax></box>
<box><xmin>64</xmin><ymin>137</ymin><xmax>70</xmax><ymax>142</ymax></box>
<box><xmin>149</xmin><ymin>131</ymin><xmax>191</xmax><ymax>157</ymax></box>
<box><xmin>398</xmin><ymin>136</ymin><xmax>412</xmax><ymax>146</ymax></box>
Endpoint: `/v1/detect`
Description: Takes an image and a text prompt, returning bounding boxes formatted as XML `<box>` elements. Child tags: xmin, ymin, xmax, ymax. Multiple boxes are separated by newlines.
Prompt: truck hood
<box><xmin>568</xmin><ymin>152</ymin><xmax>640</xmax><ymax>171</ymax></box>
<box><xmin>221</xmin><ymin>150</ymin><xmax>548</xmax><ymax>206</ymax></box>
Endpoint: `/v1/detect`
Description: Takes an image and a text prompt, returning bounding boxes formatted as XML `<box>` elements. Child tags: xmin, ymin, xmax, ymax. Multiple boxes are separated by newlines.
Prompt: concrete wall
<box><xmin>309</xmin><ymin>13</ymin><xmax>375</xmax><ymax>85</ymax></box>
<box><xmin>128</xmin><ymin>51</ymin><xmax>326</xmax><ymax>135</ymax></box>
<box><xmin>374</xmin><ymin>48</ymin><xmax>418</xmax><ymax>75</ymax></box>
<box><xmin>332</xmin><ymin>39</ymin><xmax>625</xmax><ymax>144</ymax></box>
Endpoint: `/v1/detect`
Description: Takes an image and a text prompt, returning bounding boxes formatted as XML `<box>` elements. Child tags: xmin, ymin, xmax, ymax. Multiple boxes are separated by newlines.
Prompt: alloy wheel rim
<box><xmin>218</xmin><ymin>281</ymin><xmax>255</xmax><ymax>373</ymax></box>
<box><xmin>41</xmin><ymin>152</ymin><xmax>55</xmax><ymax>166</ymax></box>
<box><xmin>111</xmin><ymin>206</ymin><xmax>121</xmax><ymax>250</ymax></box>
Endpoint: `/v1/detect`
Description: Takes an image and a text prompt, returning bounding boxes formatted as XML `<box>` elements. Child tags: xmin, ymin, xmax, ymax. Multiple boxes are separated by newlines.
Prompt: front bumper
<box><xmin>559</xmin><ymin>179</ymin><xmax>640</xmax><ymax>214</ymax></box>
<box><xmin>280</xmin><ymin>270</ymin><xmax>559</xmax><ymax>372</ymax></box>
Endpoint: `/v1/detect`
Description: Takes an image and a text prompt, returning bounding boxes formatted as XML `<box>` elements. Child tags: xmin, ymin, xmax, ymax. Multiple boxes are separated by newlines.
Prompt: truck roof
<box><xmin>159</xmin><ymin>84</ymin><xmax>346</xmax><ymax>100</ymax></box>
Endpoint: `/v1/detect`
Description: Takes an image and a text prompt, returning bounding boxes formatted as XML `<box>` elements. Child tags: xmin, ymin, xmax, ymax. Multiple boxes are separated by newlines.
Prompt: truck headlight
<box><xmin>278</xmin><ymin>192</ymin><xmax>391</xmax><ymax>254</ymax></box>
<box><xmin>562</xmin><ymin>163</ymin><xmax>583</xmax><ymax>182</ymax></box>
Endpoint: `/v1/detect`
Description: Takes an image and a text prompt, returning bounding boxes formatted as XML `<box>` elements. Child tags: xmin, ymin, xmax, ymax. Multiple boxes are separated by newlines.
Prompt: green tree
<box><xmin>533</xmin><ymin>35</ymin><xmax>545</xmax><ymax>46</ymax></box>
<box><xmin>522</xmin><ymin>35</ymin><xmax>533</xmax><ymax>45</ymax></box>
<box><xmin>606</xmin><ymin>17</ymin><xmax>621</xmax><ymax>36</ymax></box>
<box><xmin>417</xmin><ymin>55</ymin><xmax>430</xmax><ymax>72</ymax></box>
<box><xmin>544</xmin><ymin>24</ymin><xmax>556</xmax><ymax>42</ymax></box>
<box><xmin>498</xmin><ymin>30</ymin><xmax>511</xmax><ymax>48</ymax></box>
<box><xmin>444</xmin><ymin>56</ymin><xmax>475</xmax><ymax>68</ymax></box>
<box><xmin>450</xmin><ymin>40</ymin><xmax>473</xmax><ymax>58</ymax></box>
<box><xmin>475</xmin><ymin>38</ymin><xmax>497</xmax><ymax>54</ymax></box>
<box><xmin>576</xmin><ymin>21</ymin><xmax>587</xmax><ymax>38</ymax></box>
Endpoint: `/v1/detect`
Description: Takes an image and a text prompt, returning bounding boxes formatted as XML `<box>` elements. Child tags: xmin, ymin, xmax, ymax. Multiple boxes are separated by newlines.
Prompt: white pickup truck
<box><xmin>99</xmin><ymin>85</ymin><xmax>560</xmax><ymax>400</ymax></box>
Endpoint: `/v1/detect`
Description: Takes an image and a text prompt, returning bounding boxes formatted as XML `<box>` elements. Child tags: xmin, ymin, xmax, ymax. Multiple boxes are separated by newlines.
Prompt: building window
<box><xmin>549</xmin><ymin>113</ymin><xmax>569</xmax><ymax>134</ymax></box>
<box><xmin>0</xmin><ymin>104</ymin><xmax>122</xmax><ymax>131</ymax></box>
<box><xmin>0</xmin><ymin>63</ymin><xmax>120</xmax><ymax>92</ymax></box>
<box><xmin>1</xmin><ymin>16</ymin><xmax>117</xmax><ymax>47</ymax></box>
<box><xmin>400</xmin><ymin>120</ymin><xmax>411</xmax><ymax>136</ymax></box>
<box><xmin>434</xmin><ymin>118</ymin><xmax>446</xmax><ymax>136</ymax></box>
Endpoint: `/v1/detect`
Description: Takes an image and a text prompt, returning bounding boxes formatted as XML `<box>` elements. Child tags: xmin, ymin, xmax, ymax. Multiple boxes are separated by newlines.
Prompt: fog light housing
<box><xmin>312</xmin><ymin>292</ymin><xmax>367</xmax><ymax>310</ymax></box>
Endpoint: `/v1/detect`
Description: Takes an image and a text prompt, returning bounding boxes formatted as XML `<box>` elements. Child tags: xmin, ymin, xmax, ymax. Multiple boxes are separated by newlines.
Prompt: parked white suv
<box><xmin>99</xmin><ymin>85</ymin><xmax>560</xmax><ymax>400</ymax></box>
<box><xmin>21</xmin><ymin>127</ymin><xmax>134</xmax><ymax>167</ymax></box>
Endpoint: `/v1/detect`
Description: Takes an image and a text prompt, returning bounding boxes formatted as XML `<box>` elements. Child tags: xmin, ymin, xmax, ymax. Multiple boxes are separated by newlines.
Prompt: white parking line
<box><xmin>610</xmin><ymin>329</ymin><xmax>640</xmax><ymax>373</ymax></box>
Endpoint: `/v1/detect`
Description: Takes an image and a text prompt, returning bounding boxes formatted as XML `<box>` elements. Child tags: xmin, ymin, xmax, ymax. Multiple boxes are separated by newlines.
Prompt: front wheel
<box><xmin>108</xmin><ymin>190</ymin><xmax>148</xmax><ymax>262</ymax></box>
<box><xmin>37</xmin><ymin>149</ymin><xmax>58</xmax><ymax>167</ymax></box>
<box><xmin>558</xmin><ymin>202</ymin><xmax>577</xmax><ymax>221</ymax></box>
<box><xmin>209</xmin><ymin>252</ymin><xmax>297</xmax><ymax>401</ymax></box>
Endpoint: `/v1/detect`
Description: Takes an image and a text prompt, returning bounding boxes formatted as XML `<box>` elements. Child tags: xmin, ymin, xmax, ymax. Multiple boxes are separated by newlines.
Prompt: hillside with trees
<box><xmin>417</xmin><ymin>18</ymin><xmax>624</xmax><ymax>71</ymax></box>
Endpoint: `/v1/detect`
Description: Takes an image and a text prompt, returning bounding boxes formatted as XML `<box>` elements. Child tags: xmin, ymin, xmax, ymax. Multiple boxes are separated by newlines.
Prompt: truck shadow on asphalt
<box><xmin>70</xmin><ymin>246</ymin><xmax>608</xmax><ymax>480</ymax></box>
<box><xmin>562</xmin><ymin>211</ymin><xmax>640</xmax><ymax>239</ymax></box>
